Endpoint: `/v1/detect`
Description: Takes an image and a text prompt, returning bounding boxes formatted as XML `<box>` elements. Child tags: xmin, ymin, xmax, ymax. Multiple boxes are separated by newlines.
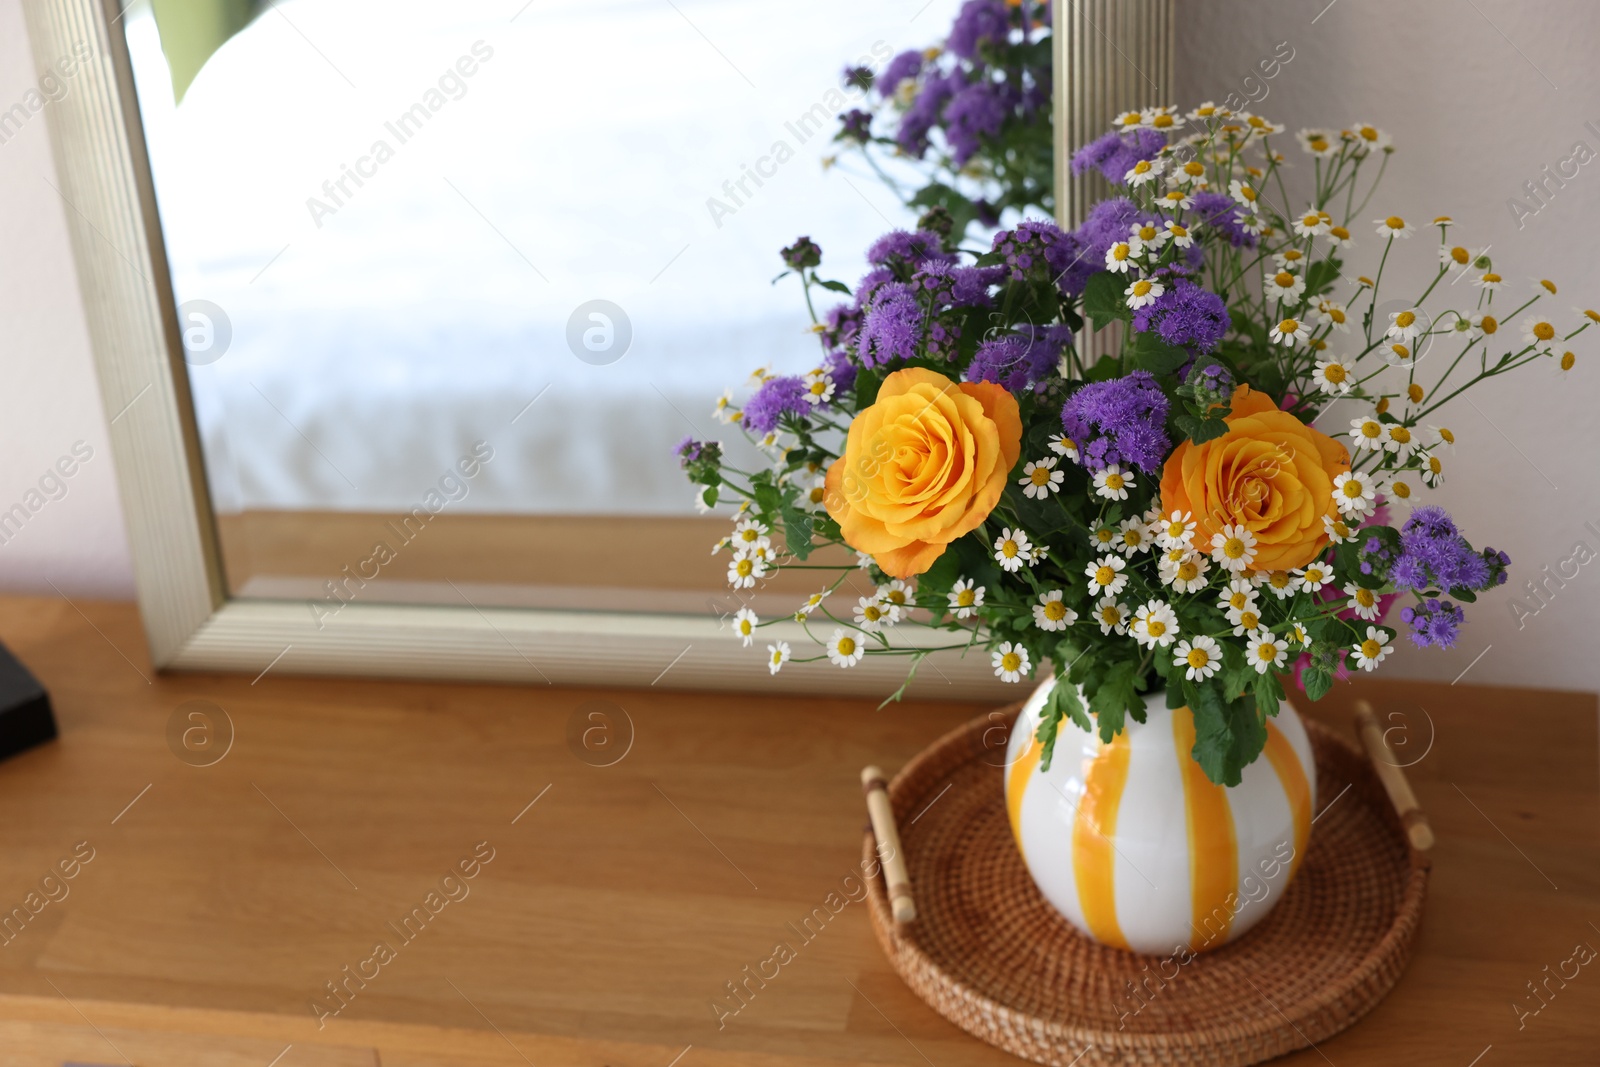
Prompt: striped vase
<box><xmin>1004</xmin><ymin>677</ymin><xmax>1316</xmax><ymax>955</ymax></box>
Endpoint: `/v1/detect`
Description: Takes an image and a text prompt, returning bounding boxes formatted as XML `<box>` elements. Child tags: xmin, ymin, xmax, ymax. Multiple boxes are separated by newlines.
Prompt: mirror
<box><xmin>119</xmin><ymin>0</ymin><xmax>968</xmax><ymax>622</ymax></box>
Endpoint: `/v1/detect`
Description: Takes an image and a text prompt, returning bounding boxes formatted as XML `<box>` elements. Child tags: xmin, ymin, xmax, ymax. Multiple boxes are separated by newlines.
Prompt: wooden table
<box><xmin>0</xmin><ymin>596</ymin><xmax>1593</xmax><ymax>1066</ymax></box>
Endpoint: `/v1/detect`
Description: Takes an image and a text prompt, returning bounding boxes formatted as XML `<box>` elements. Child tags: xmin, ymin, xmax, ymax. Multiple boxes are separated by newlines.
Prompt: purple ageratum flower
<box><xmin>866</xmin><ymin>229</ymin><xmax>955</xmax><ymax>269</ymax></box>
<box><xmin>1390</xmin><ymin>505</ymin><xmax>1492</xmax><ymax>592</ymax></box>
<box><xmin>823</xmin><ymin>347</ymin><xmax>858</xmax><ymax>394</ymax></box>
<box><xmin>1480</xmin><ymin>546</ymin><xmax>1512</xmax><ymax>586</ymax></box>
<box><xmin>991</xmin><ymin>218</ymin><xmax>1068</xmax><ymax>281</ymax></box>
<box><xmin>967</xmin><ymin>325</ymin><xmax>1073</xmax><ymax>393</ymax></box>
<box><xmin>674</xmin><ymin>437</ymin><xmax>720</xmax><ymax>468</ymax></box>
<box><xmin>856</xmin><ymin>282</ymin><xmax>925</xmax><ymax>367</ymax></box>
<box><xmin>1400</xmin><ymin>598</ymin><xmax>1466</xmax><ymax>649</ymax></box>
<box><xmin>944</xmin><ymin>81</ymin><xmax>1009</xmax><ymax>165</ymax></box>
<box><xmin>822</xmin><ymin>301</ymin><xmax>863</xmax><ymax>353</ymax></box>
<box><xmin>911</xmin><ymin>260</ymin><xmax>1003</xmax><ymax>308</ymax></box>
<box><xmin>879</xmin><ymin>49</ymin><xmax>923</xmax><ymax>97</ymax></box>
<box><xmin>1132</xmin><ymin>280</ymin><xmax>1230</xmax><ymax>353</ymax></box>
<box><xmin>1060</xmin><ymin>370</ymin><xmax>1172</xmax><ymax>474</ymax></box>
<box><xmin>1070</xmin><ymin>128</ymin><xmax>1166</xmax><ymax>185</ymax></box>
<box><xmin>948</xmin><ymin>0</ymin><xmax>1011</xmax><ymax>59</ymax></box>
<box><xmin>1192</xmin><ymin>190</ymin><xmax>1258</xmax><ymax>248</ymax></box>
<box><xmin>742</xmin><ymin>376</ymin><xmax>810</xmax><ymax>436</ymax></box>
<box><xmin>837</xmin><ymin>108</ymin><xmax>872</xmax><ymax>144</ymax></box>
<box><xmin>897</xmin><ymin>69</ymin><xmax>962</xmax><ymax>157</ymax></box>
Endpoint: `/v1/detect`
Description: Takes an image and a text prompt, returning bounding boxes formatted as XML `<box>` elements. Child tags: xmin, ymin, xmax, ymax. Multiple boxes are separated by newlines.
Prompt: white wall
<box><xmin>0</xmin><ymin>0</ymin><xmax>1594</xmax><ymax>691</ymax></box>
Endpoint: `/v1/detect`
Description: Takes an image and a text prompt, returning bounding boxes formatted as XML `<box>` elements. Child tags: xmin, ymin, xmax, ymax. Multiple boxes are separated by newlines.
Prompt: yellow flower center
<box><xmin>1132</xmin><ymin>160</ymin><xmax>1153</xmax><ymax>174</ymax></box>
<box><xmin>1450</xmin><ymin>246</ymin><xmax>1469</xmax><ymax>264</ymax></box>
<box><xmin>1532</xmin><ymin>322</ymin><xmax>1555</xmax><ymax>341</ymax></box>
<box><xmin>1095</xmin><ymin>528</ymin><xmax>1115</xmax><ymax>544</ymax></box>
<box><xmin>1390</xmin><ymin>343</ymin><xmax>1410</xmax><ymax>359</ymax></box>
<box><xmin>1389</xmin><ymin>426</ymin><xmax>1412</xmax><ymax>443</ymax></box>
<box><xmin>809</xmin><ymin>487</ymin><xmax>825</xmax><ymax>504</ymax></box>
<box><xmin>1329</xmin><ymin>307</ymin><xmax>1347</xmax><ymax>324</ymax></box>
<box><xmin>1438</xmin><ymin>427</ymin><xmax>1455</xmax><ymax>443</ymax></box>
<box><xmin>1301</xmin><ymin>214</ymin><xmax>1320</xmax><ymax>227</ymax></box>
<box><xmin>1239</xmin><ymin>185</ymin><xmax>1257</xmax><ymax>201</ymax></box>
<box><xmin>1306</xmin><ymin>568</ymin><xmax>1325</xmax><ymax>583</ymax></box>
<box><xmin>1228</xmin><ymin>592</ymin><xmax>1248</xmax><ymax>610</ymax></box>
<box><xmin>809</xmin><ymin>380</ymin><xmax>828</xmax><ymax>396</ymax></box>
<box><xmin>771</xmin><ymin>649</ymin><xmax>783</xmax><ymax>665</ymax></box>
<box><xmin>1183</xmin><ymin>161</ymin><xmax>1204</xmax><ymax>176</ymax></box>
<box><xmin>1361</xmin><ymin>638</ymin><xmax>1382</xmax><ymax>659</ymax></box>
<box><xmin>1255</xmin><ymin>643</ymin><xmax>1279</xmax><ymax>662</ymax></box>
<box><xmin>1187</xmin><ymin>648</ymin><xmax>1211</xmax><ymax>669</ymax></box>
<box><xmin>1428</xmin><ymin>456</ymin><xmax>1443</xmax><ymax>474</ymax></box>
<box><xmin>1112</xmin><ymin>243</ymin><xmax>1131</xmax><ymax>260</ymax></box>
<box><xmin>863</xmin><ymin>605</ymin><xmax>883</xmax><ymax>622</ymax></box>
<box><xmin>1274</xmin><ymin>271</ymin><xmax>1295</xmax><ymax>287</ymax></box>
<box><xmin>1002</xmin><ymin>540</ymin><xmax>1020</xmax><ymax>558</ymax></box>
<box><xmin>1395</xmin><ymin>311</ymin><xmax>1416</xmax><ymax>328</ymax></box>
<box><xmin>1283</xmin><ymin>250</ymin><xmax>1303</xmax><ymax>262</ymax></box>
<box><xmin>1331</xmin><ymin>519</ymin><xmax>1350</xmax><ymax>538</ymax></box>
<box><xmin>1223</xmin><ymin>537</ymin><xmax>1247</xmax><ymax>559</ymax></box>
<box><xmin>1130</xmin><ymin>281</ymin><xmax>1152</xmax><ymax>298</ymax></box>
<box><xmin>1342</xmin><ymin>479</ymin><xmax>1364</xmax><ymax>498</ymax></box>
<box><xmin>1001</xmin><ymin>652</ymin><xmax>1022</xmax><ymax>671</ymax></box>
<box><xmin>1482</xmin><ymin>272</ymin><xmax>1502</xmax><ymax>284</ymax></box>
<box><xmin>1139</xmin><ymin>225</ymin><xmax>1158</xmax><ymax>240</ymax></box>
<box><xmin>1044</xmin><ymin>600</ymin><xmax>1067</xmax><ymax>621</ymax></box>
<box><xmin>887</xmin><ymin>590</ymin><xmax>907</xmax><ymax>605</ymax></box>
<box><xmin>736</xmin><ymin>559</ymin><xmax>753</xmax><ymax>576</ymax></box>
<box><xmin>1104</xmin><ymin>472</ymin><xmax>1126</xmax><ymax>489</ymax></box>
<box><xmin>1170</xmin><ymin>223</ymin><xmax>1189</xmax><ymax>237</ymax></box>
<box><xmin>1393</xmin><ymin>480</ymin><xmax>1412</xmax><ymax>498</ymax></box>
<box><xmin>1541</xmin><ymin>279</ymin><xmax>1558</xmax><ymax>294</ymax></box>
<box><xmin>837</xmin><ymin>637</ymin><xmax>857</xmax><ymax>657</ymax></box>
<box><xmin>1094</xmin><ymin>565</ymin><xmax>1116</xmax><ymax>586</ymax></box>
<box><xmin>1384</xmin><ymin>216</ymin><xmax>1405</xmax><ymax>229</ymax></box>
<box><xmin>1030</xmin><ymin>467</ymin><xmax>1053</xmax><ymax>486</ymax></box>
<box><xmin>1167</xmin><ymin>520</ymin><xmax>1187</xmax><ymax>538</ymax></box>
<box><xmin>1152</xmin><ymin>114</ymin><xmax>1175</xmax><ymax>128</ymax></box>
<box><xmin>1309</xmin><ymin>138</ymin><xmax>1328</xmax><ymax>152</ymax></box>
<box><xmin>1270</xmin><ymin>571</ymin><xmax>1290</xmax><ymax>589</ymax></box>
<box><xmin>957</xmin><ymin>589</ymin><xmax>976</xmax><ymax>607</ymax></box>
<box><xmin>1145</xmin><ymin>619</ymin><xmax>1167</xmax><ymax>638</ymax></box>
<box><xmin>1361</xmin><ymin>126</ymin><xmax>1379</xmax><ymax>141</ymax></box>
<box><xmin>1408</xmin><ymin>383</ymin><xmax>1424</xmax><ymax>403</ymax></box>
<box><xmin>1177</xmin><ymin>561</ymin><xmax>1199</xmax><ymax>581</ymax></box>
<box><xmin>1238</xmin><ymin>611</ymin><xmax>1260</xmax><ymax>630</ymax></box>
<box><xmin>1482</xmin><ymin>316</ymin><xmax>1498</xmax><ymax>334</ymax></box>
<box><xmin>1324</xmin><ymin>364</ymin><xmax>1348</xmax><ymax>383</ymax></box>
<box><xmin>1331</xmin><ymin>226</ymin><xmax>1350</xmax><ymax>240</ymax></box>
<box><xmin>1355</xmin><ymin>588</ymin><xmax>1376</xmax><ymax>607</ymax></box>
<box><xmin>1585</xmin><ymin>310</ymin><xmax>1600</xmax><ymax>323</ymax></box>
<box><xmin>1360</xmin><ymin>421</ymin><xmax>1382</xmax><ymax>439</ymax></box>
<box><xmin>1278</xmin><ymin>318</ymin><xmax>1300</xmax><ymax>334</ymax></box>
<box><xmin>1100</xmin><ymin>608</ymin><xmax>1120</xmax><ymax>625</ymax></box>
<box><xmin>1562</xmin><ymin>351</ymin><xmax>1576</xmax><ymax>370</ymax></box>
<box><xmin>1122</xmin><ymin>531</ymin><xmax>1142</xmax><ymax>548</ymax></box>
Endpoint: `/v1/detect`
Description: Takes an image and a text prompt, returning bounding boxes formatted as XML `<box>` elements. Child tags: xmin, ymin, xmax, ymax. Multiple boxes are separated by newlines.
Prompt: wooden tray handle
<box><xmin>1353</xmin><ymin>700</ymin><xmax>1435</xmax><ymax>851</ymax></box>
<box><xmin>861</xmin><ymin>766</ymin><xmax>916</xmax><ymax>923</ymax></box>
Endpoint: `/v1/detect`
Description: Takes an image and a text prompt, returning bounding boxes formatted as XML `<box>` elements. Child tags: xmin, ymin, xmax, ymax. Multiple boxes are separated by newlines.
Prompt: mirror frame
<box><xmin>24</xmin><ymin>0</ymin><xmax>1169</xmax><ymax>693</ymax></box>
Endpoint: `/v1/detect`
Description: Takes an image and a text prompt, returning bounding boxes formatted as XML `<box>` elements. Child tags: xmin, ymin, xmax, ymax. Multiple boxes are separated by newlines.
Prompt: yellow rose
<box><xmin>1159</xmin><ymin>385</ymin><xmax>1349</xmax><ymax>572</ymax></box>
<box><xmin>825</xmin><ymin>367</ymin><xmax>1022</xmax><ymax>579</ymax></box>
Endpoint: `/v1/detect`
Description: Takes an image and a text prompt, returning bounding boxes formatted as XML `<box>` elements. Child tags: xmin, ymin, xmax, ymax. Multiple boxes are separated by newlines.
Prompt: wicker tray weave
<box><xmin>863</xmin><ymin>706</ymin><xmax>1430</xmax><ymax>1067</ymax></box>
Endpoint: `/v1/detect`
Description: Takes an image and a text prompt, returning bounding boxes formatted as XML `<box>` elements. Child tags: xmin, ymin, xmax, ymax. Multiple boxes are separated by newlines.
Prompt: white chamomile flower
<box><xmin>1116</xmin><ymin>516</ymin><xmax>1153</xmax><ymax>557</ymax></box>
<box><xmin>1312</xmin><ymin>358</ymin><xmax>1354</xmax><ymax>395</ymax></box>
<box><xmin>1289</xmin><ymin>622</ymin><xmax>1312</xmax><ymax>647</ymax></box>
<box><xmin>1094</xmin><ymin>464</ymin><xmax>1136</xmax><ymax>500</ymax></box>
<box><xmin>1124</xmin><ymin>277</ymin><xmax>1165</xmax><ymax>310</ymax></box>
<box><xmin>1187</xmin><ymin>101</ymin><xmax>1228</xmax><ymax>122</ymax></box>
<box><xmin>1089</xmin><ymin>522</ymin><xmax>1119</xmax><ymax>551</ymax></box>
<box><xmin>1173</xmin><ymin>635</ymin><xmax>1223</xmax><ymax>681</ymax></box>
<box><xmin>1351</xmin><ymin>626</ymin><xmax>1392</xmax><ymax>671</ymax></box>
<box><xmin>1238</xmin><ymin>212</ymin><xmax>1267</xmax><ymax>237</ymax></box>
<box><xmin>1273</xmin><ymin>247</ymin><xmax>1309</xmax><ymax>271</ymax></box>
<box><xmin>1130</xmin><ymin>220</ymin><xmax>1169</xmax><ymax>251</ymax></box>
<box><xmin>1141</xmin><ymin>105</ymin><xmax>1184</xmax><ymax>132</ymax></box>
<box><xmin>1085</xmin><ymin>554</ymin><xmax>1129</xmax><ymax>597</ymax></box>
<box><xmin>1124</xmin><ymin>157</ymin><xmax>1165</xmax><ymax>186</ymax></box>
<box><xmin>1033</xmin><ymin>591</ymin><xmax>1077</xmax><ymax>632</ymax></box>
<box><xmin>1473</xmin><ymin>272</ymin><xmax>1506</xmax><ymax>292</ymax></box>
<box><xmin>1374</xmin><ymin>215</ymin><xmax>1413</xmax><ymax>240</ymax></box>
<box><xmin>732</xmin><ymin>519</ymin><xmax>771</xmax><ymax>551</ymax></box>
<box><xmin>1228</xmin><ymin>178</ymin><xmax>1260</xmax><ymax>209</ymax></box>
<box><xmin>1313</xmin><ymin>298</ymin><xmax>1351</xmax><ymax>333</ymax></box>
<box><xmin>1229</xmin><ymin>607</ymin><xmax>1264</xmax><ymax>637</ymax></box>
<box><xmin>732</xmin><ymin>607</ymin><xmax>759</xmax><ymax>647</ymax></box>
<box><xmin>1049</xmin><ymin>434</ymin><xmax>1080</xmax><ymax>461</ymax></box>
<box><xmin>1211</xmin><ymin>524</ymin><xmax>1258</xmax><ymax>573</ymax></box>
<box><xmin>855</xmin><ymin>550</ymin><xmax>874</xmax><ymax>569</ymax></box>
<box><xmin>828</xmin><ymin>628</ymin><xmax>864</xmax><ymax>668</ymax></box>
<box><xmin>1246</xmin><ymin>631</ymin><xmax>1288</xmax><ymax>674</ymax></box>
<box><xmin>1242</xmin><ymin>113</ymin><xmax>1285</xmax><ymax>137</ymax></box>
<box><xmin>767</xmin><ymin>641</ymin><xmax>790</xmax><ymax>675</ymax></box>
<box><xmin>1131</xmin><ymin>600</ymin><xmax>1180</xmax><ymax>648</ymax></box>
<box><xmin>1425</xmin><ymin>425</ymin><xmax>1457</xmax><ymax>452</ymax></box>
<box><xmin>1269</xmin><ymin>317</ymin><xmax>1309</xmax><ymax>347</ymax></box>
<box><xmin>1420</xmin><ymin>450</ymin><xmax>1445</xmax><ymax>488</ymax></box>
<box><xmin>1265</xmin><ymin>270</ymin><xmax>1307</xmax><ymax>305</ymax></box>
<box><xmin>1218</xmin><ymin>578</ymin><xmax>1259</xmax><ymax>619</ymax></box>
<box><xmin>992</xmin><ymin>642</ymin><xmax>1032</xmax><ymax>683</ymax></box>
<box><xmin>1169</xmin><ymin>158</ymin><xmax>1207</xmax><ymax>187</ymax></box>
<box><xmin>713</xmin><ymin>388</ymin><xmax>738</xmax><ymax>423</ymax></box>
<box><xmin>1156</xmin><ymin>510</ymin><xmax>1197</xmax><ymax>550</ymax></box>
<box><xmin>1386</xmin><ymin>309</ymin><xmax>1425</xmax><ymax>342</ymax></box>
<box><xmin>1164</xmin><ymin>219</ymin><xmax>1196</xmax><ymax>246</ymax></box>
<box><xmin>1292</xmin><ymin>209</ymin><xmax>1332</xmax><ymax>238</ymax></box>
<box><xmin>1344</xmin><ymin>583</ymin><xmax>1383</xmax><ymax>622</ymax></box>
<box><xmin>728</xmin><ymin>551</ymin><xmax>768</xmax><ymax>589</ymax></box>
<box><xmin>1165</xmin><ymin>552</ymin><xmax>1211</xmax><ymax>593</ymax></box>
<box><xmin>799</xmin><ymin>471</ymin><xmax>829</xmax><ymax>512</ymax></box>
<box><xmin>1382</xmin><ymin>422</ymin><xmax>1418</xmax><ymax>461</ymax></box>
<box><xmin>1295</xmin><ymin>561</ymin><xmax>1332</xmax><ymax>593</ymax></box>
<box><xmin>994</xmin><ymin>528</ymin><xmax>1034</xmax><ymax>572</ymax></box>
<box><xmin>1114</xmin><ymin>109</ymin><xmax>1145</xmax><ymax>131</ymax></box>
<box><xmin>1324</xmin><ymin>224</ymin><xmax>1353</xmax><ymax>248</ymax></box>
<box><xmin>1093</xmin><ymin>596</ymin><xmax>1131</xmax><ymax>635</ymax></box>
<box><xmin>1440</xmin><ymin>244</ymin><xmax>1474</xmax><ymax>271</ymax></box>
<box><xmin>1331</xmin><ymin>470</ymin><xmax>1377</xmax><ymax>517</ymax></box>
<box><xmin>1349</xmin><ymin>413</ymin><xmax>1386</xmax><ymax>451</ymax></box>
<box><xmin>1019</xmin><ymin>457</ymin><xmax>1064</xmax><ymax>499</ymax></box>
<box><xmin>1350</xmin><ymin>123</ymin><xmax>1392</xmax><ymax>154</ymax></box>
<box><xmin>1442</xmin><ymin>311</ymin><xmax>1484</xmax><ymax>340</ymax></box>
<box><xmin>1520</xmin><ymin>315</ymin><xmax>1559</xmax><ymax>353</ymax></box>
<box><xmin>854</xmin><ymin>595</ymin><xmax>894</xmax><ymax>632</ymax></box>
<box><xmin>1323</xmin><ymin>513</ymin><xmax>1356</xmax><ymax>544</ymax></box>
<box><xmin>948</xmin><ymin>578</ymin><xmax>984</xmax><ymax>619</ymax></box>
<box><xmin>878</xmin><ymin>579</ymin><xmax>913</xmax><ymax>614</ymax></box>
<box><xmin>1296</xmin><ymin>128</ymin><xmax>1337</xmax><ymax>158</ymax></box>
<box><xmin>1105</xmin><ymin>239</ymin><xmax>1139</xmax><ymax>273</ymax></box>
<box><xmin>1263</xmin><ymin>569</ymin><xmax>1301</xmax><ymax>599</ymax></box>
<box><xmin>797</xmin><ymin>589</ymin><xmax>830</xmax><ymax>616</ymax></box>
<box><xmin>802</xmin><ymin>370</ymin><xmax>835</xmax><ymax>406</ymax></box>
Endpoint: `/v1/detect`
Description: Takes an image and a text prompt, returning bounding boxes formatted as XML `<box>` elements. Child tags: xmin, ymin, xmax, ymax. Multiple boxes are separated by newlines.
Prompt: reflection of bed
<box><xmin>125</xmin><ymin>0</ymin><xmax>961</xmax><ymax>516</ymax></box>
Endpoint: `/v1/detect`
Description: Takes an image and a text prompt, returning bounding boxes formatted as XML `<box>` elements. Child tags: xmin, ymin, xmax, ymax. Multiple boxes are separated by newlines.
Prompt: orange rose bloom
<box><xmin>825</xmin><ymin>367</ymin><xmax>1022</xmax><ymax>579</ymax></box>
<box><xmin>1159</xmin><ymin>385</ymin><xmax>1349</xmax><ymax>572</ymax></box>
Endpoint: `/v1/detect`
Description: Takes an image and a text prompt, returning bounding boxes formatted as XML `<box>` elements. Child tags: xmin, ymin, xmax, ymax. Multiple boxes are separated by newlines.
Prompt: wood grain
<box><xmin>0</xmin><ymin>596</ymin><xmax>1593</xmax><ymax>1065</ymax></box>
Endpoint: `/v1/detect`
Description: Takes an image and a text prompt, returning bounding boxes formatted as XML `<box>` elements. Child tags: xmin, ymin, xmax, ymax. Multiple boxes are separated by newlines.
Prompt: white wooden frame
<box><xmin>24</xmin><ymin>0</ymin><xmax>1169</xmax><ymax>696</ymax></box>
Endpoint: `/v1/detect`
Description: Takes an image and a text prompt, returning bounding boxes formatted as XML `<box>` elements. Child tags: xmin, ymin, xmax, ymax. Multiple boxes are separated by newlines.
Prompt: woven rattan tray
<box><xmin>863</xmin><ymin>706</ymin><xmax>1430</xmax><ymax>1067</ymax></box>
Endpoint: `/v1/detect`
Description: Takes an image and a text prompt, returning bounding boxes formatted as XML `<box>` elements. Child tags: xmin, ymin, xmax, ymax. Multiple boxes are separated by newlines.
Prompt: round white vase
<box><xmin>1003</xmin><ymin>676</ymin><xmax>1316</xmax><ymax>956</ymax></box>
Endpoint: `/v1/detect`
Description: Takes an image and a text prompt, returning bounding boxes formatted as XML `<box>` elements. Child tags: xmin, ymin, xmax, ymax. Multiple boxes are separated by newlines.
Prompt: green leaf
<box><xmin>813</xmin><ymin>276</ymin><xmax>852</xmax><ymax>294</ymax></box>
<box><xmin>1185</xmin><ymin>683</ymin><xmax>1267</xmax><ymax>787</ymax></box>
<box><xmin>1129</xmin><ymin>330</ymin><xmax>1190</xmax><ymax>374</ymax></box>
<box><xmin>1253</xmin><ymin>671</ymin><xmax>1282</xmax><ymax>719</ymax></box>
<box><xmin>1175</xmin><ymin>414</ymin><xmax>1230</xmax><ymax>445</ymax></box>
<box><xmin>1447</xmin><ymin>586</ymin><xmax>1478</xmax><ymax>603</ymax></box>
<box><xmin>1302</xmin><ymin>663</ymin><xmax>1334</xmax><ymax>702</ymax></box>
<box><xmin>1083</xmin><ymin>271</ymin><xmax>1132</xmax><ymax>331</ymax></box>
<box><xmin>1088</xmin><ymin>658</ymin><xmax>1139</xmax><ymax>743</ymax></box>
<box><xmin>1036</xmin><ymin>678</ymin><xmax>1091</xmax><ymax>772</ymax></box>
<box><xmin>1304</xmin><ymin>255</ymin><xmax>1343</xmax><ymax>298</ymax></box>
<box><xmin>779</xmin><ymin>494</ymin><xmax>815</xmax><ymax>561</ymax></box>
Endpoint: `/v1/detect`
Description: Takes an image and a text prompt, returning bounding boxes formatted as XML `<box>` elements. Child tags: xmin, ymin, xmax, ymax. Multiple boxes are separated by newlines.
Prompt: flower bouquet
<box><xmin>680</xmin><ymin>104</ymin><xmax>1581</xmax><ymax>787</ymax></box>
<box><xmin>834</xmin><ymin>0</ymin><xmax>1053</xmax><ymax>239</ymax></box>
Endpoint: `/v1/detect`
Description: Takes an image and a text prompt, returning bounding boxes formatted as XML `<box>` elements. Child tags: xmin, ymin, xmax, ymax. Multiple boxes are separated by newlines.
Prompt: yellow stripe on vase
<box><xmin>1072</xmin><ymin>733</ymin><xmax>1132</xmax><ymax>950</ymax></box>
<box><xmin>1006</xmin><ymin>732</ymin><xmax>1044</xmax><ymax>856</ymax></box>
<box><xmin>1173</xmin><ymin>707</ymin><xmax>1238</xmax><ymax>950</ymax></box>
<box><xmin>1262</xmin><ymin>720</ymin><xmax>1312</xmax><ymax>879</ymax></box>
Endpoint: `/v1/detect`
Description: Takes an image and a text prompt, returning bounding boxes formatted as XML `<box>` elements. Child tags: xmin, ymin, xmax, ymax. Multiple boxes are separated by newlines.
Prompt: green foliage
<box><xmin>1185</xmin><ymin>681</ymin><xmax>1268</xmax><ymax>787</ymax></box>
<box><xmin>1129</xmin><ymin>331</ymin><xmax>1190</xmax><ymax>375</ymax></box>
<box><xmin>1083</xmin><ymin>271</ymin><xmax>1132</xmax><ymax>330</ymax></box>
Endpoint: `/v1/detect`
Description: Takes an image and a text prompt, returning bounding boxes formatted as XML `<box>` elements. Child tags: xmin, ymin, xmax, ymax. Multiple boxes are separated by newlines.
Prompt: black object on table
<box><xmin>0</xmin><ymin>641</ymin><xmax>56</xmax><ymax>761</ymax></box>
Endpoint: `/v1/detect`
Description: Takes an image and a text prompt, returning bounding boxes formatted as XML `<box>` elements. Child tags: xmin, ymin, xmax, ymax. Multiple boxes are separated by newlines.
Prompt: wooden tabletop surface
<box><xmin>0</xmin><ymin>595</ymin><xmax>1593</xmax><ymax>1066</ymax></box>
